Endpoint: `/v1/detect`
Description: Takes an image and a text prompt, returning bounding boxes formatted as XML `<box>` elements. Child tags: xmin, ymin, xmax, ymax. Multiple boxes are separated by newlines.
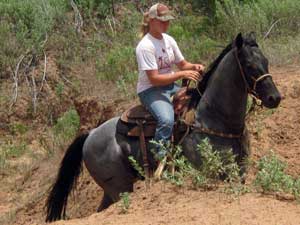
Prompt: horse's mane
<box><xmin>188</xmin><ymin>33</ymin><xmax>258</xmax><ymax>109</ymax></box>
<box><xmin>198</xmin><ymin>42</ymin><xmax>233</xmax><ymax>93</ymax></box>
<box><xmin>188</xmin><ymin>42</ymin><xmax>234</xmax><ymax>108</ymax></box>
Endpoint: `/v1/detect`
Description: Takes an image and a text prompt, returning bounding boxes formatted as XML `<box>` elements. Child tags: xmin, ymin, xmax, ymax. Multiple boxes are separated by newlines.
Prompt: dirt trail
<box><xmin>2</xmin><ymin>65</ymin><xmax>300</xmax><ymax>225</ymax></box>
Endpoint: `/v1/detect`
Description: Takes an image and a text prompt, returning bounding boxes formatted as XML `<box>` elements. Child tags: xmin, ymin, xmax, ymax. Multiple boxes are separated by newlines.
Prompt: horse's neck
<box><xmin>196</xmin><ymin>51</ymin><xmax>248</xmax><ymax>134</ymax></box>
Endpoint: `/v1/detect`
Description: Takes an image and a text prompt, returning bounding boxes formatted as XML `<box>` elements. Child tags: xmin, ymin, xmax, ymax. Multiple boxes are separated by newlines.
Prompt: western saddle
<box><xmin>118</xmin><ymin>86</ymin><xmax>194</xmax><ymax>178</ymax></box>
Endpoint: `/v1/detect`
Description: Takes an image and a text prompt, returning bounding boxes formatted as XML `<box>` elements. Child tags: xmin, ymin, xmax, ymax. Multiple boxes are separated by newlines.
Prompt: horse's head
<box><xmin>234</xmin><ymin>32</ymin><xmax>281</xmax><ymax>108</ymax></box>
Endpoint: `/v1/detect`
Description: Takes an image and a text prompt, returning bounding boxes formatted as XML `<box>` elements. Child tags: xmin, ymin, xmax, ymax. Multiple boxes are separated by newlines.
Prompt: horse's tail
<box><xmin>45</xmin><ymin>133</ymin><xmax>89</xmax><ymax>222</ymax></box>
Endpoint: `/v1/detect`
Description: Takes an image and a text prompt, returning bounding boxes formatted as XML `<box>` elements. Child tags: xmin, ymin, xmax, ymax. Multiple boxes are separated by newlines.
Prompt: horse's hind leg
<box><xmin>97</xmin><ymin>177</ymin><xmax>134</xmax><ymax>212</ymax></box>
<box><xmin>97</xmin><ymin>193</ymin><xmax>113</xmax><ymax>212</ymax></box>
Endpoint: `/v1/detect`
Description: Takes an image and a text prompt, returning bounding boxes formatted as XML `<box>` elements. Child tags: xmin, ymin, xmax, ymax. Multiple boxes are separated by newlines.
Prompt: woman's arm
<box><xmin>146</xmin><ymin>69</ymin><xmax>201</xmax><ymax>86</ymax></box>
<box><xmin>176</xmin><ymin>60</ymin><xmax>205</xmax><ymax>73</ymax></box>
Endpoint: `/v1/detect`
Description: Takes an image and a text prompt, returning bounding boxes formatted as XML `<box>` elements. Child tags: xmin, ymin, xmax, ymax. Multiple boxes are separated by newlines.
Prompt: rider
<box><xmin>136</xmin><ymin>3</ymin><xmax>205</xmax><ymax>159</ymax></box>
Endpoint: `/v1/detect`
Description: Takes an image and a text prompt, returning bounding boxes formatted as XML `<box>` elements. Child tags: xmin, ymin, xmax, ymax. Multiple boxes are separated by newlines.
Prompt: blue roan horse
<box><xmin>45</xmin><ymin>33</ymin><xmax>281</xmax><ymax>222</ymax></box>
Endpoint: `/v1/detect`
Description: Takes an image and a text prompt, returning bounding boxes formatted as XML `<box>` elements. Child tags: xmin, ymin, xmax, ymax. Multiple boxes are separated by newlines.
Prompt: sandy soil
<box><xmin>1</xmin><ymin>65</ymin><xmax>300</xmax><ymax>225</ymax></box>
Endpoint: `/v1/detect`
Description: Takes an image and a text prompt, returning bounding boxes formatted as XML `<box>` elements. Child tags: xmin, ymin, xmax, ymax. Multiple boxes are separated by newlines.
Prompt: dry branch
<box><xmin>39</xmin><ymin>51</ymin><xmax>48</xmax><ymax>95</ymax></box>
<box><xmin>70</xmin><ymin>0</ymin><xmax>83</xmax><ymax>33</ymax></box>
<box><xmin>9</xmin><ymin>54</ymin><xmax>25</xmax><ymax>111</ymax></box>
<box><xmin>263</xmin><ymin>19</ymin><xmax>282</xmax><ymax>40</ymax></box>
<box><xmin>31</xmin><ymin>67</ymin><xmax>38</xmax><ymax>114</ymax></box>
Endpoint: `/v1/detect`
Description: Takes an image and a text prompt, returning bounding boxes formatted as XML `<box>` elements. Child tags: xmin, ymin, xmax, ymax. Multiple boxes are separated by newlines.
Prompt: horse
<box><xmin>45</xmin><ymin>32</ymin><xmax>281</xmax><ymax>222</ymax></box>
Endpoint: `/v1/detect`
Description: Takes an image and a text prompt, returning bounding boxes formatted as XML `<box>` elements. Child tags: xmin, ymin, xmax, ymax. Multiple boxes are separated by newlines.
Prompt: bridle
<box><xmin>233</xmin><ymin>47</ymin><xmax>272</xmax><ymax>97</ymax></box>
<box><xmin>184</xmin><ymin>46</ymin><xmax>273</xmax><ymax>140</ymax></box>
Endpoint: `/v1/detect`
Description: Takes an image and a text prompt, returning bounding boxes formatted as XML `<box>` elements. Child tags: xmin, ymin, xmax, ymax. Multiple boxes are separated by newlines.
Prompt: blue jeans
<box><xmin>138</xmin><ymin>83</ymin><xmax>180</xmax><ymax>158</ymax></box>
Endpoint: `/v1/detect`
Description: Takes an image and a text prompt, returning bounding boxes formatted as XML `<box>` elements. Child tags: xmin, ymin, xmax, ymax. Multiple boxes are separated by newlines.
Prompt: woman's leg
<box><xmin>138</xmin><ymin>86</ymin><xmax>175</xmax><ymax>157</ymax></box>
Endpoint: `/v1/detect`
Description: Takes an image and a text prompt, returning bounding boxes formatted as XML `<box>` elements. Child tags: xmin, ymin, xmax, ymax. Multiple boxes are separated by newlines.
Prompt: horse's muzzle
<box><xmin>262</xmin><ymin>92</ymin><xmax>281</xmax><ymax>108</ymax></box>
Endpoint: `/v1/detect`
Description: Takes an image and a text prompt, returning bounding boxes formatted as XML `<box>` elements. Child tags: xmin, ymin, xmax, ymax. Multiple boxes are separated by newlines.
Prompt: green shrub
<box><xmin>0</xmin><ymin>0</ymin><xmax>68</xmax><ymax>74</ymax></box>
<box><xmin>119</xmin><ymin>192</ymin><xmax>130</xmax><ymax>214</ymax></box>
<box><xmin>97</xmin><ymin>45</ymin><xmax>136</xmax><ymax>81</ymax></box>
<box><xmin>153</xmin><ymin>139</ymin><xmax>242</xmax><ymax>190</ymax></box>
<box><xmin>128</xmin><ymin>155</ymin><xmax>145</xmax><ymax>178</ymax></box>
<box><xmin>53</xmin><ymin>109</ymin><xmax>80</xmax><ymax>146</ymax></box>
<box><xmin>74</xmin><ymin>0</ymin><xmax>114</xmax><ymax>19</ymax></box>
<box><xmin>254</xmin><ymin>151</ymin><xmax>300</xmax><ymax>198</ymax></box>
<box><xmin>0</xmin><ymin>141</ymin><xmax>28</xmax><ymax>169</ymax></box>
<box><xmin>8</xmin><ymin>122</ymin><xmax>28</xmax><ymax>135</ymax></box>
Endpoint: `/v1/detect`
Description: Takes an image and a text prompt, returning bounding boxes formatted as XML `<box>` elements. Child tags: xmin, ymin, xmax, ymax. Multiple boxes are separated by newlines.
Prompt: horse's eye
<box><xmin>245</xmin><ymin>61</ymin><xmax>258</xmax><ymax>70</ymax></box>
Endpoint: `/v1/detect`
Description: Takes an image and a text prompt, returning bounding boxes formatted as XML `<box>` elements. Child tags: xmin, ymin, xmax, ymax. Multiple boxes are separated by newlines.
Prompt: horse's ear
<box><xmin>235</xmin><ymin>33</ymin><xmax>243</xmax><ymax>50</ymax></box>
<box><xmin>248</xmin><ymin>31</ymin><xmax>256</xmax><ymax>42</ymax></box>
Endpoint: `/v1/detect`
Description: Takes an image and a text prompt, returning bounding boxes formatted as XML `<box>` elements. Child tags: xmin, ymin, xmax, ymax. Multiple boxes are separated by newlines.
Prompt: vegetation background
<box><xmin>0</xmin><ymin>0</ymin><xmax>299</xmax><ymax>224</ymax></box>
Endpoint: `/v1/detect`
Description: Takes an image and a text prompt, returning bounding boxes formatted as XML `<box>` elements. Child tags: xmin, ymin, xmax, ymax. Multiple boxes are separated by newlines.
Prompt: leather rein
<box><xmin>189</xmin><ymin>47</ymin><xmax>273</xmax><ymax>139</ymax></box>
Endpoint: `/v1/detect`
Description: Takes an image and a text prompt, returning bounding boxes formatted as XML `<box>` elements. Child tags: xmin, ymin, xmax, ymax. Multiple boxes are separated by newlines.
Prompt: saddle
<box><xmin>118</xmin><ymin>86</ymin><xmax>192</xmax><ymax>137</ymax></box>
<box><xmin>117</xmin><ymin>86</ymin><xmax>194</xmax><ymax>178</ymax></box>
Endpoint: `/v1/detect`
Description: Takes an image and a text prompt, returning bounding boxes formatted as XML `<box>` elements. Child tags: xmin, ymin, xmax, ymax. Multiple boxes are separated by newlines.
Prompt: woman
<box><xmin>136</xmin><ymin>3</ymin><xmax>204</xmax><ymax>159</ymax></box>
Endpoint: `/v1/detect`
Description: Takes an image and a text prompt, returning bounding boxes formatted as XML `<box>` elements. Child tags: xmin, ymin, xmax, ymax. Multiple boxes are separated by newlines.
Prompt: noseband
<box><xmin>233</xmin><ymin>48</ymin><xmax>272</xmax><ymax>97</ymax></box>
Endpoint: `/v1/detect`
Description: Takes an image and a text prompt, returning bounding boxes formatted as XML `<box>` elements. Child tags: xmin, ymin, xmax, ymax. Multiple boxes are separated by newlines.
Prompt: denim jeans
<box><xmin>138</xmin><ymin>83</ymin><xmax>180</xmax><ymax>158</ymax></box>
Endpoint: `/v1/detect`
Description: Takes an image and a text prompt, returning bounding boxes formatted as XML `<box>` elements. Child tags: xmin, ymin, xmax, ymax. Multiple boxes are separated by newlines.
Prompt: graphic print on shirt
<box><xmin>158</xmin><ymin>46</ymin><xmax>173</xmax><ymax>70</ymax></box>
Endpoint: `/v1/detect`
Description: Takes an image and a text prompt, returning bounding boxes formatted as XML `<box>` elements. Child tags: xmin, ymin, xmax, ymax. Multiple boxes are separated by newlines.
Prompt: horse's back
<box><xmin>83</xmin><ymin>116</ymin><xmax>120</xmax><ymax>154</ymax></box>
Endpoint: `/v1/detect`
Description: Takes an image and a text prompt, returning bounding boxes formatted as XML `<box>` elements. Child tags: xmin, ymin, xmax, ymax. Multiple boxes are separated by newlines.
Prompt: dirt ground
<box><xmin>1</xmin><ymin>65</ymin><xmax>300</xmax><ymax>225</ymax></box>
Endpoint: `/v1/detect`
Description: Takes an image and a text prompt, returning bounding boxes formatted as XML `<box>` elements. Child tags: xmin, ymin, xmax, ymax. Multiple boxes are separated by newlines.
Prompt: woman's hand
<box><xmin>180</xmin><ymin>70</ymin><xmax>202</xmax><ymax>82</ymax></box>
<box><xmin>192</xmin><ymin>64</ymin><xmax>205</xmax><ymax>74</ymax></box>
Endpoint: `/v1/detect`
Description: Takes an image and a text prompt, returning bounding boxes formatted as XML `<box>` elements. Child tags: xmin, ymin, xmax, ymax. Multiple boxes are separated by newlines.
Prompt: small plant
<box><xmin>254</xmin><ymin>151</ymin><xmax>300</xmax><ymax>198</ymax></box>
<box><xmin>151</xmin><ymin>138</ymin><xmax>244</xmax><ymax>192</ymax></box>
<box><xmin>9</xmin><ymin>122</ymin><xmax>28</xmax><ymax>135</ymax></box>
<box><xmin>0</xmin><ymin>141</ymin><xmax>28</xmax><ymax>171</ymax></box>
<box><xmin>2</xmin><ymin>142</ymin><xmax>27</xmax><ymax>159</ymax></box>
<box><xmin>119</xmin><ymin>192</ymin><xmax>130</xmax><ymax>214</ymax></box>
<box><xmin>53</xmin><ymin>109</ymin><xmax>80</xmax><ymax>147</ymax></box>
<box><xmin>162</xmin><ymin>144</ymin><xmax>189</xmax><ymax>187</ymax></box>
<box><xmin>55</xmin><ymin>82</ymin><xmax>65</xmax><ymax>99</ymax></box>
<box><xmin>128</xmin><ymin>156</ymin><xmax>145</xmax><ymax>178</ymax></box>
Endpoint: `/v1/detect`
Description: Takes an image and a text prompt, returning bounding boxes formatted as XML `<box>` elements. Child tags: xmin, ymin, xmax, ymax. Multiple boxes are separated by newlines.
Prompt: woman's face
<box><xmin>151</xmin><ymin>19</ymin><xmax>170</xmax><ymax>34</ymax></box>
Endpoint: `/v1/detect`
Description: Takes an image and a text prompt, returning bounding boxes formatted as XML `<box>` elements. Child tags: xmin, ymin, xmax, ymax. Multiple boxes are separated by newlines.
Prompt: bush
<box><xmin>53</xmin><ymin>109</ymin><xmax>80</xmax><ymax>146</ymax></box>
<box><xmin>0</xmin><ymin>0</ymin><xmax>68</xmax><ymax>74</ymax></box>
<box><xmin>97</xmin><ymin>45</ymin><xmax>136</xmax><ymax>81</ymax></box>
<box><xmin>154</xmin><ymin>139</ymin><xmax>242</xmax><ymax>190</ymax></box>
<box><xmin>254</xmin><ymin>151</ymin><xmax>300</xmax><ymax>198</ymax></box>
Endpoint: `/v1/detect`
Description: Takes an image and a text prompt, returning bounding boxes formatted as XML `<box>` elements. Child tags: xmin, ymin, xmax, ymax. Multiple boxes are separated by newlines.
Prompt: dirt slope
<box><xmin>53</xmin><ymin>65</ymin><xmax>300</xmax><ymax>225</ymax></box>
<box><xmin>2</xmin><ymin>65</ymin><xmax>300</xmax><ymax>225</ymax></box>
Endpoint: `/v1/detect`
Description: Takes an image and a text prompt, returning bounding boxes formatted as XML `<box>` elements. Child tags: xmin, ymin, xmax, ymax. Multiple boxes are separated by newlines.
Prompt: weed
<box><xmin>8</xmin><ymin>122</ymin><xmax>28</xmax><ymax>135</ymax></box>
<box><xmin>0</xmin><ymin>141</ymin><xmax>28</xmax><ymax>171</ymax></box>
<box><xmin>53</xmin><ymin>109</ymin><xmax>80</xmax><ymax>147</ymax></box>
<box><xmin>128</xmin><ymin>156</ymin><xmax>145</xmax><ymax>178</ymax></box>
<box><xmin>151</xmin><ymin>139</ymin><xmax>244</xmax><ymax>193</ymax></box>
<box><xmin>2</xmin><ymin>142</ymin><xmax>27</xmax><ymax>159</ymax></box>
<box><xmin>119</xmin><ymin>192</ymin><xmax>130</xmax><ymax>214</ymax></box>
<box><xmin>55</xmin><ymin>82</ymin><xmax>65</xmax><ymax>99</ymax></box>
<box><xmin>254</xmin><ymin>151</ymin><xmax>300</xmax><ymax>198</ymax></box>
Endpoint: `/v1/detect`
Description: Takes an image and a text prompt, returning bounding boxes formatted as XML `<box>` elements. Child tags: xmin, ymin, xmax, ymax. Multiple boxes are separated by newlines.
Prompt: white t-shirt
<box><xmin>136</xmin><ymin>33</ymin><xmax>184</xmax><ymax>93</ymax></box>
